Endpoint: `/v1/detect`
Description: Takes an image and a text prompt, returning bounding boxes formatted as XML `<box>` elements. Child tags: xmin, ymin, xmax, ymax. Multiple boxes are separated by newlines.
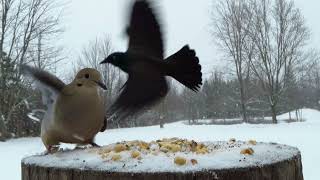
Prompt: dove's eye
<box><xmin>85</xmin><ymin>74</ymin><xmax>89</xmax><ymax>79</ymax></box>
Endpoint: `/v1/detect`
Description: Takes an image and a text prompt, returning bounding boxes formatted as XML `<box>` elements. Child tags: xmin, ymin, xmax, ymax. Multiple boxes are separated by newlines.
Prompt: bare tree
<box><xmin>248</xmin><ymin>0</ymin><xmax>310</xmax><ymax>123</ymax></box>
<box><xmin>0</xmin><ymin>0</ymin><xmax>64</xmax><ymax>138</ymax></box>
<box><xmin>212</xmin><ymin>0</ymin><xmax>252</xmax><ymax>122</ymax></box>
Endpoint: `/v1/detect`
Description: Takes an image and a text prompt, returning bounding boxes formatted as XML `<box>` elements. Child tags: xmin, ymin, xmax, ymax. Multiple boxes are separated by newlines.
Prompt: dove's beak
<box><xmin>95</xmin><ymin>81</ymin><xmax>107</xmax><ymax>90</ymax></box>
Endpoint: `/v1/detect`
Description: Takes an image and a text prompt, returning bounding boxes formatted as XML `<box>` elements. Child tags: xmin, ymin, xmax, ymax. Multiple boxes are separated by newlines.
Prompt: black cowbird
<box><xmin>100</xmin><ymin>0</ymin><xmax>202</xmax><ymax>120</ymax></box>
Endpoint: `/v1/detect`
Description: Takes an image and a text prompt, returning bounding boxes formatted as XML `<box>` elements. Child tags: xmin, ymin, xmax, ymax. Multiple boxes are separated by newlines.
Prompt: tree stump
<box><xmin>21</xmin><ymin>141</ymin><xmax>304</xmax><ymax>180</ymax></box>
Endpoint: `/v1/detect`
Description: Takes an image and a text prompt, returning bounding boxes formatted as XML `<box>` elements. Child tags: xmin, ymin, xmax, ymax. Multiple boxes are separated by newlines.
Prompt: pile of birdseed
<box><xmin>91</xmin><ymin>138</ymin><xmax>212</xmax><ymax>165</ymax></box>
<box><xmin>88</xmin><ymin>138</ymin><xmax>285</xmax><ymax>167</ymax></box>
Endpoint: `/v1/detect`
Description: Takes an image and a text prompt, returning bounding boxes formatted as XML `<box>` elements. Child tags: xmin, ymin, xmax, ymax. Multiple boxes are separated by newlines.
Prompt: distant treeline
<box><xmin>113</xmin><ymin>67</ymin><xmax>320</xmax><ymax>128</ymax></box>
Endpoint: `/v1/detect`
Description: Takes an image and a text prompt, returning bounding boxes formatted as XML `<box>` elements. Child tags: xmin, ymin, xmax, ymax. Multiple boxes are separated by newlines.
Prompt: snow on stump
<box><xmin>21</xmin><ymin>138</ymin><xmax>303</xmax><ymax>180</ymax></box>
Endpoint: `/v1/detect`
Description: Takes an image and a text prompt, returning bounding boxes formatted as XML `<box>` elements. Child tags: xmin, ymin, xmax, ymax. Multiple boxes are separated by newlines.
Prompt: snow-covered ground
<box><xmin>1</xmin><ymin>108</ymin><xmax>319</xmax><ymax>180</ymax></box>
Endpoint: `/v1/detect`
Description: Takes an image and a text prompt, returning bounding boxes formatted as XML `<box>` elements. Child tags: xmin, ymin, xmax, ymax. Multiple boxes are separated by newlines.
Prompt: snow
<box><xmin>22</xmin><ymin>141</ymin><xmax>300</xmax><ymax>173</ymax></box>
<box><xmin>264</xmin><ymin>108</ymin><xmax>320</xmax><ymax>123</ymax></box>
<box><xmin>1</xmin><ymin>108</ymin><xmax>320</xmax><ymax>180</ymax></box>
<box><xmin>27</xmin><ymin>113</ymin><xmax>41</xmax><ymax>122</ymax></box>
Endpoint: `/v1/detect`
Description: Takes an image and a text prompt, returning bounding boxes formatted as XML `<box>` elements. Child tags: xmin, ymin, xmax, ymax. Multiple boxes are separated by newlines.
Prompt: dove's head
<box><xmin>100</xmin><ymin>52</ymin><xmax>128</xmax><ymax>72</ymax></box>
<box><xmin>75</xmin><ymin>68</ymin><xmax>107</xmax><ymax>90</ymax></box>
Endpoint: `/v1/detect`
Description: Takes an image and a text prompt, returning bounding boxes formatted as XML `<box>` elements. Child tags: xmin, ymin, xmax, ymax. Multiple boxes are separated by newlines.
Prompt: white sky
<box><xmin>59</xmin><ymin>0</ymin><xmax>320</xmax><ymax>77</ymax></box>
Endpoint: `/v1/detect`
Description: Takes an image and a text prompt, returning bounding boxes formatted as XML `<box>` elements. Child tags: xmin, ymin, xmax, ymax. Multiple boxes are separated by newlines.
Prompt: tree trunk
<box><xmin>239</xmin><ymin>85</ymin><xmax>248</xmax><ymax>123</ymax></box>
<box><xmin>0</xmin><ymin>118</ymin><xmax>11</xmax><ymax>141</ymax></box>
<box><xmin>159</xmin><ymin>117</ymin><xmax>164</xmax><ymax>128</ymax></box>
<box><xmin>271</xmin><ymin>105</ymin><xmax>278</xmax><ymax>124</ymax></box>
<box><xmin>240</xmin><ymin>102</ymin><xmax>248</xmax><ymax>123</ymax></box>
<box><xmin>289</xmin><ymin>111</ymin><xmax>292</xmax><ymax>120</ymax></box>
<box><xmin>22</xmin><ymin>145</ymin><xmax>303</xmax><ymax>180</ymax></box>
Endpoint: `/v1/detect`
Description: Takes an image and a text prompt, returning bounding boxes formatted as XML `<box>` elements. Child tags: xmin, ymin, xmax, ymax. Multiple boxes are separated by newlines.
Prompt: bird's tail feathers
<box><xmin>166</xmin><ymin>45</ymin><xmax>202</xmax><ymax>91</ymax></box>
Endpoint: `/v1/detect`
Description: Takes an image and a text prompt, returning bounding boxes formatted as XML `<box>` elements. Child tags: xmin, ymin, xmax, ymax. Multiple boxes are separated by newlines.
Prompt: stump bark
<box><xmin>21</xmin><ymin>142</ymin><xmax>304</xmax><ymax>180</ymax></box>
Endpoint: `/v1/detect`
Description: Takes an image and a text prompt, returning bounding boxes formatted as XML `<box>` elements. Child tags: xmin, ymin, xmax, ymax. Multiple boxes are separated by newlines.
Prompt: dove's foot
<box><xmin>90</xmin><ymin>142</ymin><xmax>101</xmax><ymax>147</ymax></box>
<box><xmin>75</xmin><ymin>144</ymin><xmax>91</xmax><ymax>149</ymax></box>
<box><xmin>75</xmin><ymin>143</ymin><xmax>99</xmax><ymax>149</ymax></box>
<box><xmin>45</xmin><ymin>145</ymin><xmax>60</xmax><ymax>154</ymax></box>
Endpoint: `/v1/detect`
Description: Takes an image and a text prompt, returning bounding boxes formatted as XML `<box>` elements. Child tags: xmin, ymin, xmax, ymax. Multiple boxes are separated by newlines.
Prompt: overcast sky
<box><xmin>60</xmin><ymin>0</ymin><xmax>320</xmax><ymax>77</ymax></box>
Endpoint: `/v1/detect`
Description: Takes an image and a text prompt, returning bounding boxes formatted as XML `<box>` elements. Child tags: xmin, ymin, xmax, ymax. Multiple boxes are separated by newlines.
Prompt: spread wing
<box><xmin>20</xmin><ymin>65</ymin><xmax>65</xmax><ymax>107</ymax></box>
<box><xmin>108</xmin><ymin>64</ymin><xmax>168</xmax><ymax>121</ymax></box>
<box><xmin>126</xmin><ymin>0</ymin><xmax>164</xmax><ymax>59</ymax></box>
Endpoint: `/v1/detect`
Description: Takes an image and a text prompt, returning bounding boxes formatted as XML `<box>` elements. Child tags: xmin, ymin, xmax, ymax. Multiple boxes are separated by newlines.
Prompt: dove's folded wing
<box><xmin>20</xmin><ymin>65</ymin><xmax>65</xmax><ymax>108</ymax></box>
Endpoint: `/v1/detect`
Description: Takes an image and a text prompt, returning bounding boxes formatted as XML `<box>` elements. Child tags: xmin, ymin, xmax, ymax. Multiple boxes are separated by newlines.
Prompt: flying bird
<box><xmin>21</xmin><ymin>65</ymin><xmax>107</xmax><ymax>153</ymax></box>
<box><xmin>100</xmin><ymin>0</ymin><xmax>202</xmax><ymax>120</ymax></box>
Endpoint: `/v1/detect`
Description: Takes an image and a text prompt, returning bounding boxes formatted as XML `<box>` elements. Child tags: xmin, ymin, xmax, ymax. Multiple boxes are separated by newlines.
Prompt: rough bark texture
<box><xmin>271</xmin><ymin>105</ymin><xmax>278</xmax><ymax>124</ymax></box>
<box><xmin>0</xmin><ymin>119</ymin><xmax>11</xmax><ymax>141</ymax></box>
<box><xmin>22</xmin><ymin>153</ymin><xmax>303</xmax><ymax>180</ymax></box>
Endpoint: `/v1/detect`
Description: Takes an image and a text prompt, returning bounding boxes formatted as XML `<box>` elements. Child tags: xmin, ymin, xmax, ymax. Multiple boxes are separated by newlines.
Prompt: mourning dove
<box><xmin>21</xmin><ymin>65</ymin><xmax>107</xmax><ymax>152</ymax></box>
<box><xmin>100</xmin><ymin>0</ymin><xmax>202</xmax><ymax>120</ymax></box>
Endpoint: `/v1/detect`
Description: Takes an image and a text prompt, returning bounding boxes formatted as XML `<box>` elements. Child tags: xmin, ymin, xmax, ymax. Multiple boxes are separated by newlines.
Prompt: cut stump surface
<box><xmin>21</xmin><ymin>140</ymin><xmax>303</xmax><ymax>180</ymax></box>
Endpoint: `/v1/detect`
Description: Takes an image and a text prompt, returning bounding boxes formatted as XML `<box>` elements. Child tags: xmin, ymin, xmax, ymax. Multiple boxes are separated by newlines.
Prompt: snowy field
<box><xmin>0</xmin><ymin>108</ymin><xmax>319</xmax><ymax>180</ymax></box>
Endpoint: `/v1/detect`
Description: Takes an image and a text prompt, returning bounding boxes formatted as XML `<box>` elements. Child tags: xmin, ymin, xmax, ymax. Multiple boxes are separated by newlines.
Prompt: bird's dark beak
<box><xmin>100</xmin><ymin>57</ymin><xmax>110</xmax><ymax>64</ymax></box>
<box><xmin>95</xmin><ymin>81</ymin><xmax>107</xmax><ymax>90</ymax></box>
